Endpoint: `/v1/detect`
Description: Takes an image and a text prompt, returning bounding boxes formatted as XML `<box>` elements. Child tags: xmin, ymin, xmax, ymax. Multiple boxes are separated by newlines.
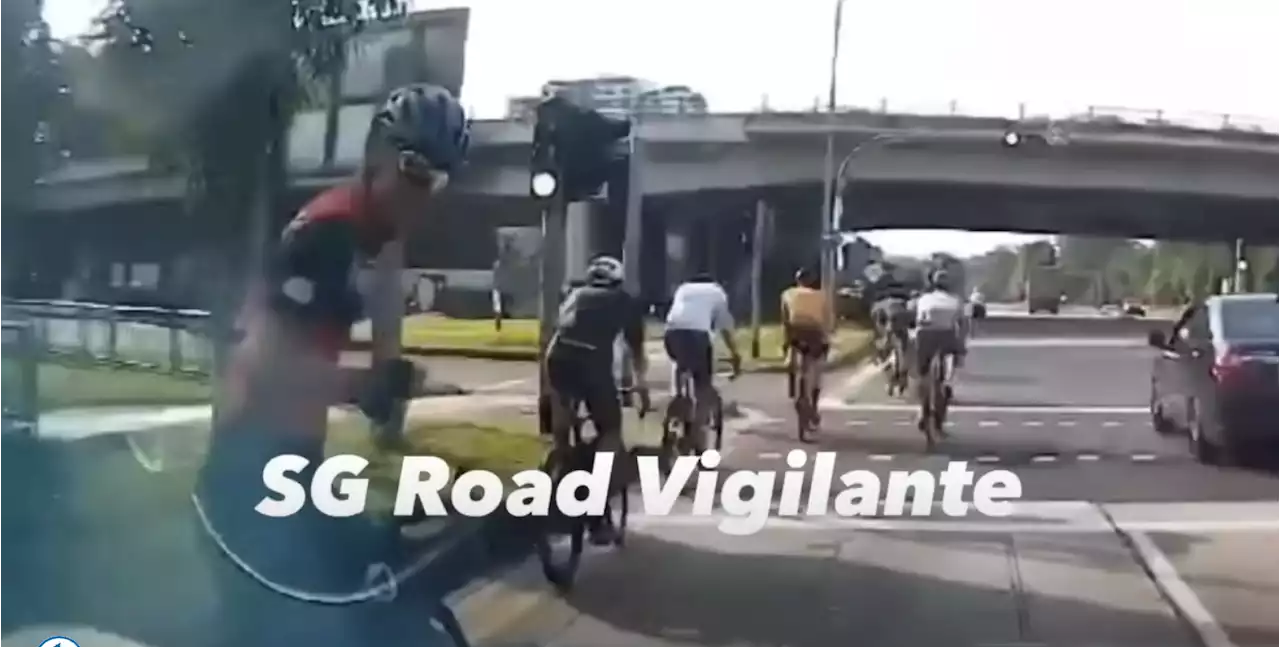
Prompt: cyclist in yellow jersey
<box><xmin>780</xmin><ymin>267</ymin><xmax>831</xmax><ymax>405</ymax></box>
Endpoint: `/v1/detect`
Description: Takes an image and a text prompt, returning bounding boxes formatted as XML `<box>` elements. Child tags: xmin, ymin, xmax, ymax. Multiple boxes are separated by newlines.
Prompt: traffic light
<box><xmin>529</xmin><ymin>96</ymin><xmax>632</xmax><ymax>202</ymax></box>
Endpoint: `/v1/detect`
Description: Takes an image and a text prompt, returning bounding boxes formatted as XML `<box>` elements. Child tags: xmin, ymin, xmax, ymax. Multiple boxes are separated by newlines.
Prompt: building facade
<box><xmin>505</xmin><ymin>76</ymin><xmax>709</xmax><ymax>119</ymax></box>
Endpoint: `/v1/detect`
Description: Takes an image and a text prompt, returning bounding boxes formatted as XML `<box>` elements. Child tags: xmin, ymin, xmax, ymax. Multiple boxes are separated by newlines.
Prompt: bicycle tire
<box><xmin>712</xmin><ymin>392</ymin><xmax>724</xmax><ymax>452</ymax></box>
<box><xmin>535</xmin><ymin>397</ymin><xmax>586</xmax><ymax>594</ymax></box>
<box><xmin>794</xmin><ymin>358</ymin><xmax>813</xmax><ymax>443</ymax></box>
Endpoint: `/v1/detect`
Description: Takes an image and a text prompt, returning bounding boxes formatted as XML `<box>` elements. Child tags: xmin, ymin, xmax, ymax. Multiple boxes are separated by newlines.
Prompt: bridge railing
<box><xmin>1</xmin><ymin>299</ymin><xmax>215</xmax><ymax>377</ymax></box>
<box><xmin>760</xmin><ymin>96</ymin><xmax>1278</xmax><ymax>135</ymax></box>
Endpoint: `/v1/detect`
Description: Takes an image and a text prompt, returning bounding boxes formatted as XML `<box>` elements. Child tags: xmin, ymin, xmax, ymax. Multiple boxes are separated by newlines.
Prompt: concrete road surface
<box><xmin>462</xmin><ymin>315</ymin><xmax>1277</xmax><ymax>647</ymax></box>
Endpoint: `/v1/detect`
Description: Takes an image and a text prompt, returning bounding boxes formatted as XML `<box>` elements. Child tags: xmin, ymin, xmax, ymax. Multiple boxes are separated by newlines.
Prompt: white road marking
<box><xmin>978</xmin><ymin>420</ymin><xmax>1000</xmax><ymax>427</ymax></box>
<box><xmin>1023</xmin><ymin>420</ymin><xmax>1044</xmax><ymax>427</ymax></box>
<box><xmin>1030</xmin><ymin>454</ymin><xmax>1057</xmax><ymax>463</ymax></box>
<box><xmin>847</xmin><ymin>420</ymin><xmax>868</xmax><ymax>427</ymax></box>
<box><xmin>1077</xmin><ymin>453</ymin><xmax>1100</xmax><ymax>461</ymax></box>
<box><xmin>1102</xmin><ymin>420</ymin><xmax>1123</xmax><ymax>428</ymax></box>
<box><xmin>968</xmin><ymin>338</ymin><xmax>1148</xmax><ymax>348</ymax></box>
<box><xmin>1124</xmin><ymin>531</ymin><xmax>1240</xmax><ymax>647</ymax></box>
<box><xmin>1057</xmin><ymin>420</ymin><xmax>1077</xmax><ymax>427</ymax></box>
<box><xmin>1131</xmin><ymin>453</ymin><xmax>1157</xmax><ymax>462</ymax></box>
<box><xmin>472</xmin><ymin>378</ymin><xmax>531</xmax><ymax>393</ymax></box>
<box><xmin>826</xmin><ymin>403</ymin><xmax>1148</xmax><ymax>415</ymax></box>
<box><xmin>758</xmin><ymin>452</ymin><xmax>783</xmax><ymax>460</ymax></box>
<box><xmin>629</xmin><ymin>499</ymin><xmax>1280</xmax><ymax>535</ymax></box>
<box><xmin>818</xmin><ymin>360</ymin><xmax>882</xmax><ymax>410</ymax></box>
<box><xmin>868</xmin><ymin>454</ymin><xmax>894</xmax><ymax>462</ymax></box>
<box><xmin>975</xmin><ymin>455</ymin><xmax>1001</xmax><ymax>463</ymax></box>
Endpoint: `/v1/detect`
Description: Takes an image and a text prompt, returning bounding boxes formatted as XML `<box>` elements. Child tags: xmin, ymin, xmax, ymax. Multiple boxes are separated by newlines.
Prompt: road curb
<box><xmin>449</xmin><ymin>553</ymin><xmax>566</xmax><ymax>646</ymax></box>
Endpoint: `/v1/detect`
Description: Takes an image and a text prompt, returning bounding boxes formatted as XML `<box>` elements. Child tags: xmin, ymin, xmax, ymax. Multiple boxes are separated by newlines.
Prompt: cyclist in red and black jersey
<box><xmin>194</xmin><ymin>83</ymin><xmax>471</xmax><ymax>647</ymax></box>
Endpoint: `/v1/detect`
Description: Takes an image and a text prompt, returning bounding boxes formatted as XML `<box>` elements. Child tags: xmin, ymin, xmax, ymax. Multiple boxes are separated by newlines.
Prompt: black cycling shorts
<box><xmin>663</xmin><ymin>328</ymin><xmax>713</xmax><ymax>389</ymax></box>
<box><xmin>787</xmin><ymin>324</ymin><xmax>829</xmax><ymax>358</ymax></box>
<box><xmin>545</xmin><ymin>343</ymin><xmax>622</xmax><ymax>438</ymax></box>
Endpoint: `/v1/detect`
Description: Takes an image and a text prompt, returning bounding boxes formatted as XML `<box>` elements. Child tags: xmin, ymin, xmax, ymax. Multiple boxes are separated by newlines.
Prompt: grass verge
<box><xmin>2</xmin><ymin>358</ymin><xmax>212</xmax><ymax>412</ymax></box>
<box><xmin>374</xmin><ymin>315</ymin><xmax>873</xmax><ymax>372</ymax></box>
<box><xmin>728</xmin><ymin>325</ymin><xmax>875</xmax><ymax>373</ymax></box>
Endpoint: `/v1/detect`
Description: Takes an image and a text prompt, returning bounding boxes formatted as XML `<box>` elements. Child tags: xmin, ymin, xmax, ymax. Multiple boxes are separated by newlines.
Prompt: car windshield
<box><xmin>6</xmin><ymin>3</ymin><xmax>1280</xmax><ymax>647</ymax></box>
<box><xmin>1220</xmin><ymin>297</ymin><xmax>1280</xmax><ymax>341</ymax></box>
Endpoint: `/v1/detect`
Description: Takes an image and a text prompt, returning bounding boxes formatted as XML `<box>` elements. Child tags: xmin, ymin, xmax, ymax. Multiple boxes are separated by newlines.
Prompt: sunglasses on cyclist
<box><xmin>397</xmin><ymin>149</ymin><xmax>450</xmax><ymax>192</ymax></box>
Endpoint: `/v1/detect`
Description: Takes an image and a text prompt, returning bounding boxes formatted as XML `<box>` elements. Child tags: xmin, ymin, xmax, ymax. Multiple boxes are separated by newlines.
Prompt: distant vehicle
<box><xmin>1123</xmin><ymin>301</ymin><xmax>1147</xmax><ymax>317</ymax></box>
<box><xmin>1025</xmin><ymin>264</ymin><xmax>1063</xmax><ymax>314</ymax></box>
<box><xmin>1148</xmin><ymin>293</ymin><xmax>1278</xmax><ymax>465</ymax></box>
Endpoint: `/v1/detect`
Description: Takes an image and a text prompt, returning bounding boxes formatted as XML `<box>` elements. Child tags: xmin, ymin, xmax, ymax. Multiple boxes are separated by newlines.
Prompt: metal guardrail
<box><xmin>1</xmin><ymin>299</ymin><xmax>215</xmax><ymax>378</ymax></box>
<box><xmin>773</xmin><ymin>98</ymin><xmax>1279</xmax><ymax>135</ymax></box>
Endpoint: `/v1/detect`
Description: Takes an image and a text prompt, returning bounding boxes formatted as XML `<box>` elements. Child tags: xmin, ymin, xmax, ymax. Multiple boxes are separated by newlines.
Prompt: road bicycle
<box><xmin>534</xmin><ymin>391</ymin><xmax>633</xmax><ymax>593</ymax></box>
<box><xmin>791</xmin><ymin>347</ymin><xmax>822</xmax><ymax>443</ymax></box>
<box><xmin>884</xmin><ymin>332</ymin><xmax>910</xmax><ymax>398</ymax></box>
<box><xmin>918</xmin><ymin>347</ymin><xmax>954</xmax><ymax>450</ymax></box>
<box><xmin>660</xmin><ymin>360</ymin><xmax>736</xmax><ymax>474</ymax></box>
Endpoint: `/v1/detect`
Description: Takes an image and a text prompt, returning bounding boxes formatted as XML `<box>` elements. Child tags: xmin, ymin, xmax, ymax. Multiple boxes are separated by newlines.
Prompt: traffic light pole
<box><xmin>621</xmin><ymin>119</ymin><xmax>644</xmax><ymax>298</ymax></box>
<box><xmin>537</xmin><ymin>191</ymin><xmax>568</xmax><ymax>432</ymax></box>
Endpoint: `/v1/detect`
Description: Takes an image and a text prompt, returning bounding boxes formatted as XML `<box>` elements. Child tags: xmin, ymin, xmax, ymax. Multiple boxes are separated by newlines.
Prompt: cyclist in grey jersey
<box><xmin>913</xmin><ymin>270</ymin><xmax>966</xmax><ymax>394</ymax></box>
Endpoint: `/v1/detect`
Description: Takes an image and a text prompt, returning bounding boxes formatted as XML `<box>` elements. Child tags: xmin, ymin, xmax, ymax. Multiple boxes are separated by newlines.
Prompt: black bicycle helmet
<box><xmin>930</xmin><ymin>269</ymin><xmax>954</xmax><ymax>292</ymax></box>
<box><xmin>795</xmin><ymin>266</ymin><xmax>820</xmax><ymax>288</ymax></box>
<box><xmin>372</xmin><ymin>83</ymin><xmax>471</xmax><ymax>174</ymax></box>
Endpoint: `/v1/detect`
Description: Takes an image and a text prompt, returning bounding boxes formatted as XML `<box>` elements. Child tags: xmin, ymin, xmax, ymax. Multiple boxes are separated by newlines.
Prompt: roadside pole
<box><xmin>620</xmin><ymin>118</ymin><xmax>644</xmax><ymax>395</ymax></box>
<box><xmin>749</xmin><ymin>199</ymin><xmax>768</xmax><ymax>359</ymax></box>
<box><xmin>369</xmin><ymin>237</ymin><xmax>406</xmax><ymax>447</ymax></box>
<box><xmin>537</xmin><ymin>192</ymin><xmax>568</xmax><ymax>433</ymax></box>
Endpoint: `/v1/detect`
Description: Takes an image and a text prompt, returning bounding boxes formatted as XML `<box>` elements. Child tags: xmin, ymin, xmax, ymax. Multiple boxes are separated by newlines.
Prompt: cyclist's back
<box><xmin>914</xmin><ymin>276</ymin><xmax>964</xmax><ymax>379</ymax></box>
<box><xmin>665</xmin><ymin>276</ymin><xmax>735</xmax><ymax>386</ymax></box>
<box><xmin>552</xmin><ymin>283</ymin><xmax>642</xmax><ymax>364</ymax></box>
<box><xmin>546</xmin><ymin>256</ymin><xmax>646</xmax><ymax>438</ymax></box>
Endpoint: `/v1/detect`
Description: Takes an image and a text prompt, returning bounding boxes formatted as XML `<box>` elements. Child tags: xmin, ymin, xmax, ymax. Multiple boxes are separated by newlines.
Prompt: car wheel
<box><xmin>1149</xmin><ymin>389</ymin><xmax>1174</xmax><ymax>435</ymax></box>
<box><xmin>1187</xmin><ymin>401</ymin><xmax>1225</xmax><ymax>465</ymax></box>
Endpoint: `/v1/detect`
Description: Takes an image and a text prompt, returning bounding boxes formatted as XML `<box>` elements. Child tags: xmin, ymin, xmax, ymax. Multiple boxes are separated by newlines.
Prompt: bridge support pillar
<box><xmin>564</xmin><ymin>201</ymin><xmax>598</xmax><ymax>281</ymax></box>
<box><xmin>663</xmin><ymin>211</ymin><xmax>693</xmax><ymax>304</ymax></box>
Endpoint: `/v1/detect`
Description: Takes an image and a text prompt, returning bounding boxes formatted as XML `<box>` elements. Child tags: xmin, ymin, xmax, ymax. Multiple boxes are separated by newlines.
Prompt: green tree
<box><xmin>2</xmin><ymin>0</ymin><xmax>65</xmax><ymax>294</ymax></box>
<box><xmin>88</xmin><ymin>0</ymin><xmax>404</xmax><ymax>413</ymax></box>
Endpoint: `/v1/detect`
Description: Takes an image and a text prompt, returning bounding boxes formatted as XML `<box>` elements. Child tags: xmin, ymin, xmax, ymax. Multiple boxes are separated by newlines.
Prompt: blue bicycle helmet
<box><xmin>372</xmin><ymin>83</ymin><xmax>471</xmax><ymax>174</ymax></box>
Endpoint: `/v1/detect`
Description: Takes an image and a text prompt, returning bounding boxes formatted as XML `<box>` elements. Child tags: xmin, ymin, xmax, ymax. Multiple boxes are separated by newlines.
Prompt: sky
<box><xmin>43</xmin><ymin>0</ymin><xmax>1279</xmax><ymax>258</ymax></box>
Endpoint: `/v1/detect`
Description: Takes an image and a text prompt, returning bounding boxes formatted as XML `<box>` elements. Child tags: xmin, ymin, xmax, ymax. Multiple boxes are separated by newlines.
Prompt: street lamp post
<box><xmin>824</xmin><ymin>133</ymin><xmax>901</xmax><ymax>315</ymax></box>
<box><xmin>818</xmin><ymin>0</ymin><xmax>845</xmax><ymax>329</ymax></box>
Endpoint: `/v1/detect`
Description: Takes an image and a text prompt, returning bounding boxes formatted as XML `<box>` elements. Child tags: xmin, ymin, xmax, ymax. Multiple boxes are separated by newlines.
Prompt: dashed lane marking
<box><xmin>843</xmin><ymin>417</ymin><xmax>1144</xmax><ymax>429</ymax></box>
<box><xmin>758</xmin><ymin>451</ymin><xmax>783</xmax><ymax>460</ymax></box>
<box><xmin>824</xmin><ymin>403</ymin><xmax>1149</xmax><ymax>414</ymax></box>
<box><xmin>830</xmin><ymin>452</ymin><xmax>1189</xmax><ymax>465</ymax></box>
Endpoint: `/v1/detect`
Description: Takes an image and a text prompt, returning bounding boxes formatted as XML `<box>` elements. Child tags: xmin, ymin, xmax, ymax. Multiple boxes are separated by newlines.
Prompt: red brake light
<box><xmin>1212</xmin><ymin>351</ymin><xmax>1246</xmax><ymax>384</ymax></box>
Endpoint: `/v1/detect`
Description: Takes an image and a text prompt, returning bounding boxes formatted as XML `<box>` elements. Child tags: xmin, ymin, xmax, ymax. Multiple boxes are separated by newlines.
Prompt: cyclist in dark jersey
<box><xmin>193</xmin><ymin>83</ymin><xmax>471</xmax><ymax>647</ymax></box>
<box><xmin>544</xmin><ymin>254</ymin><xmax>649</xmax><ymax>544</ymax></box>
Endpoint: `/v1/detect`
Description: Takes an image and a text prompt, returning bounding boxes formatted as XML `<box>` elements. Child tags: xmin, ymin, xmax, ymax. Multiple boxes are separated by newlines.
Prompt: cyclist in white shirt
<box><xmin>664</xmin><ymin>272</ymin><xmax>743</xmax><ymax>435</ymax></box>
<box><xmin>913</xmin><ymin>269</ymin><xmax>966</xmax><ymax>403</ymax></box>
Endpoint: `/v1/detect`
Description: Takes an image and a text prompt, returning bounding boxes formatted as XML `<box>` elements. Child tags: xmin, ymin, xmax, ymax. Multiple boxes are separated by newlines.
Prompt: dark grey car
<box><xmin>1148</xmin><ymin>293</ymin><xmax>1279</xmax><ymax>465</ymax></box>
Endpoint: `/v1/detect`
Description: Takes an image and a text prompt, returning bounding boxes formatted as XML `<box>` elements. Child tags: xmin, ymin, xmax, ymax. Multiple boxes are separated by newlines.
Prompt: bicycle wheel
<box><xmin>603</xmin><ymin>460</ymin><xmax>630</xmax><ymax>548</ymax></box>
<box><xmin>711</xmin><ymin>389</ymin><xmax>724</xmax><ymax>452</ymax></box>
<box><xmin>922</xmin><ymin>356</ymin><xmax>946</xmax><ymax>450</ymax></box>
<box><xmin>794</xmin><ymin>360</ymin><xmax>813</xmax><ymax>443</ymax></box>
<box><xmin>660</xmin><ymin>395</ymin><xmax>686</xmax><ymax>475</ymax></box>
<box><xmin>534</xmin><ymin>445</ymin><xmax>585</xmax><ymax>592</ymax></box>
